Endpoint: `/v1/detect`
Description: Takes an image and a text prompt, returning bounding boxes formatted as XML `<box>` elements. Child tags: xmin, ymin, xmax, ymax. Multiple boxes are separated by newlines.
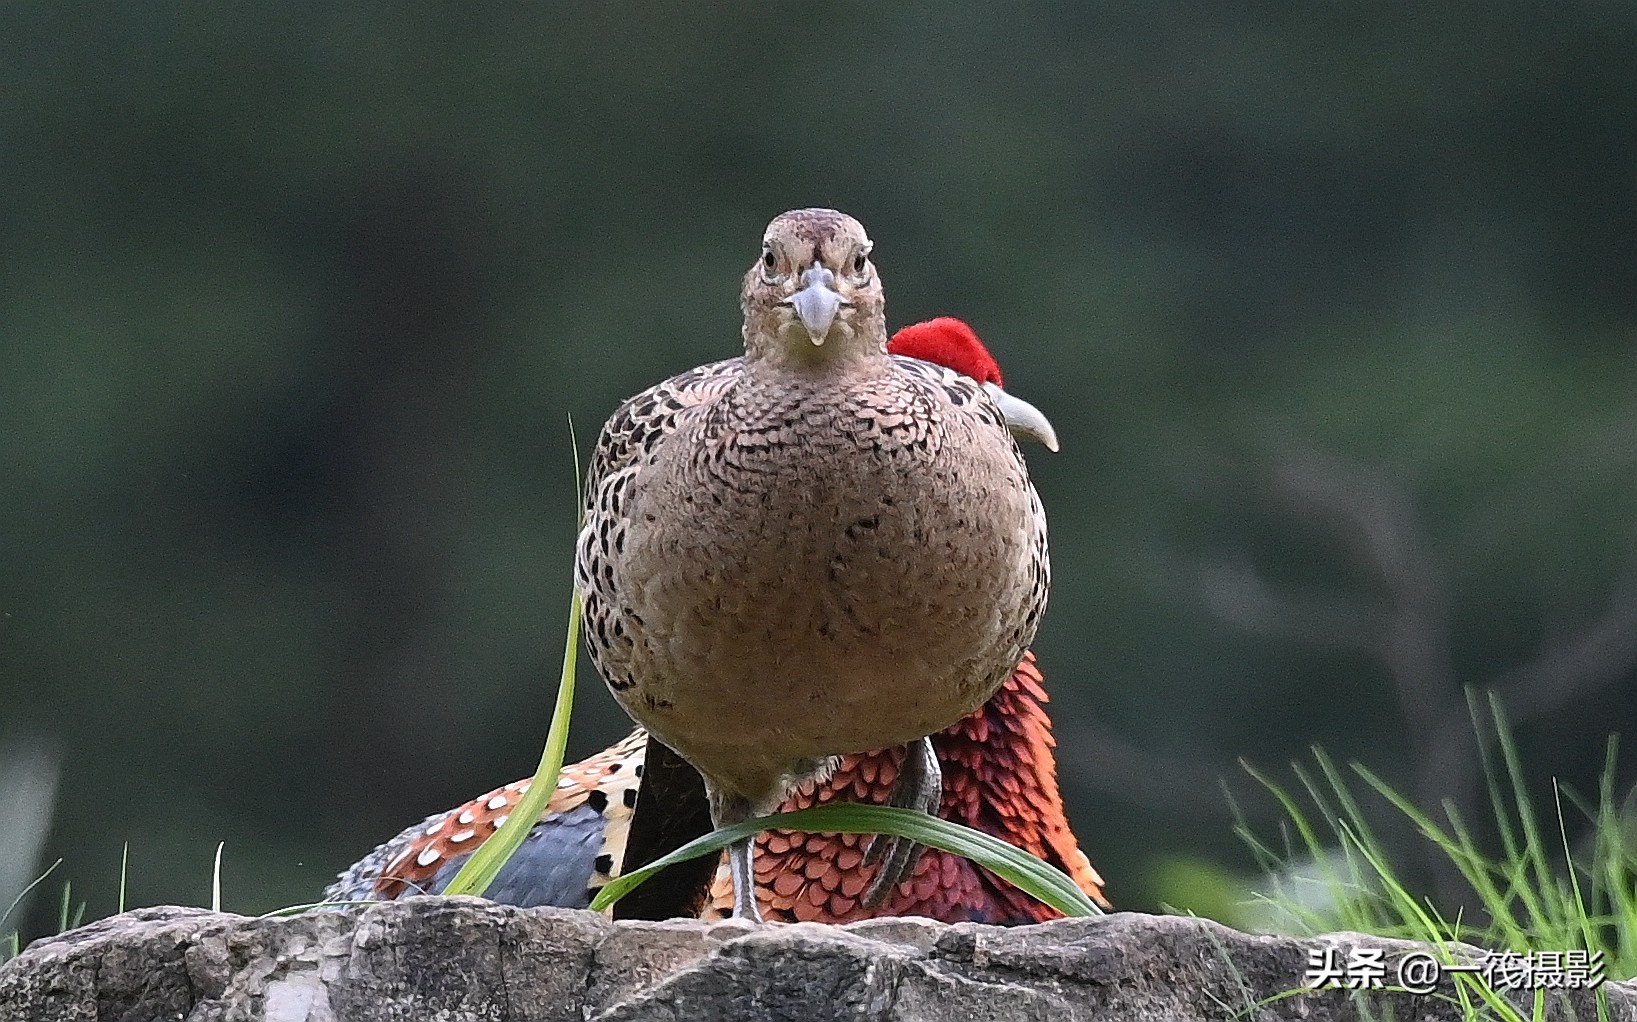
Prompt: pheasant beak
<box><xmin>787</xmin><ymin>264</ymin><xmax>845</xmax><ymax>345</ymax></box>
<box><xmin>983</xmin><ymin>382</ymin><xmax>1060</xmax><ymax>452</ymax></box>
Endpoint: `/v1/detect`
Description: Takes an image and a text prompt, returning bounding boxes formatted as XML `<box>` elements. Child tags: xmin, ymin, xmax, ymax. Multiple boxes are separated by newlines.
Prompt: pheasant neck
<box><xmin>742</xmin><ymin>315</ymin><xmax>890</xmax><ymax>374</ymax></box>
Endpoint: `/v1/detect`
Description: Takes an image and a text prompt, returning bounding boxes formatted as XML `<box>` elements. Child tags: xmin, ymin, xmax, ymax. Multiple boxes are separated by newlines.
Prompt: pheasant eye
<box><xmin>852</xmin><ymin>253</ymin><xmax>868</xmax><ymax>275</ymax></box>
<box><xmin>762</xmin><ymin>250</ymin><xmax>777</xmax><ymax>271</ymax></box>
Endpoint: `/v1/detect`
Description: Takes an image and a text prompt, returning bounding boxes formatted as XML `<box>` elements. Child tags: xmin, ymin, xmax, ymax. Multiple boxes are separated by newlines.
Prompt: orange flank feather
<box><xmin>366</xmin><ymin>730</ymin><xmax>645</xmax><ymax>901</ymax></box>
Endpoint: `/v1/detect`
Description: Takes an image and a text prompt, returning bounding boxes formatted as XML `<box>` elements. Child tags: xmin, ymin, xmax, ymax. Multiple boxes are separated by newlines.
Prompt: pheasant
<box><xmin>574</xmin><ymin>209</ymin><xmax>1050</xmax><ymax>918</ymax></box>
<box><xmin>327</xmin><ymin>317</ymin><xmax>1103</xmax><ymax>922</ymax></box>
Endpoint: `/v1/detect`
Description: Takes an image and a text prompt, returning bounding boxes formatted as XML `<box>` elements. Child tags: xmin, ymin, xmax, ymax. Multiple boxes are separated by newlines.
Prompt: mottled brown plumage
<box><xmin>574</xmin><ymin>209</ymin><xmax>1050</xmax><ymax>917</ymax></box>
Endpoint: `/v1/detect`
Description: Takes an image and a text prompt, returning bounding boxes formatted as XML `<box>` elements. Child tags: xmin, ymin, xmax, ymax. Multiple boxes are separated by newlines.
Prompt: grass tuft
<box><xmin>1238</xmin><ymin>690</ymin><xmax>1630</xmax><ymax>1019</ymax></box>
<box><xmin>0</xmin><ymin>859</ymin><xmax>64</xmax><ymax>964</ymax></box>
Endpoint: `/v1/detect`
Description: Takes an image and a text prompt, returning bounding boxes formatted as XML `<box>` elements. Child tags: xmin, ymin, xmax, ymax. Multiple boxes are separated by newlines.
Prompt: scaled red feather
<box><xmin>704</xmin><ymin>651</ymin><xmax>1109</xmax><ymax>924</ymax></box>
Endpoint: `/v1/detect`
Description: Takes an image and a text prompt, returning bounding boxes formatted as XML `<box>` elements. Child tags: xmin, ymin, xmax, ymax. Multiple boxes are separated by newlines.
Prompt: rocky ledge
<box><xmin>0</xmin><ymin>899</ymin><xmax>1628</xmax><ymax>1021</ymax></box>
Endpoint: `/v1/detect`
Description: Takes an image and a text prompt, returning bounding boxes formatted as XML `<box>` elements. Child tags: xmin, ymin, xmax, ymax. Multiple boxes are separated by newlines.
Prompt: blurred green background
<box><xmin>4</xmin><ymin>3</ymin><xmax>1636</xmax><ymax>934</ymax></box>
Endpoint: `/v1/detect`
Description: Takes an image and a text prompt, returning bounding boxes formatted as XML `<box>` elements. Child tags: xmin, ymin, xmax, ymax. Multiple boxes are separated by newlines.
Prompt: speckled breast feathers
<box><xmin>576</xmin><ymin>357</ymin><xmax>1048</xmax><ymax>805</ymax></box>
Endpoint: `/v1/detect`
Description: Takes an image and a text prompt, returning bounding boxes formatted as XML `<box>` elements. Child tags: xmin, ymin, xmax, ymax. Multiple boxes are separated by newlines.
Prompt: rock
<box><xmin>0</xmin><ymin>899</ymin><xmax>1628</xmax><ymax>1021</ymax></box>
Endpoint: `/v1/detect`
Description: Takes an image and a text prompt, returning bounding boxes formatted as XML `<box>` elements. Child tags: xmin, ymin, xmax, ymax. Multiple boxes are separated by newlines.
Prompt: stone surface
<box><xmin>1</xmin><ymin>900</ymin><xmax>1629</xmax><ymax>1021</ymax></box>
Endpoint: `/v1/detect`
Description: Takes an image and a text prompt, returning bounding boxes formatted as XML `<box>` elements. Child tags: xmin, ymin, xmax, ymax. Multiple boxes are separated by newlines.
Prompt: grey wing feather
<box><xmin>424</xmin><ymin>804</ymin><xmax>608</xmax><ymax>908</ymax></box>
<box><xmin>328</xmin><ymin>806</ymin><xmax>610</xmax><ymax>909</ymax></box>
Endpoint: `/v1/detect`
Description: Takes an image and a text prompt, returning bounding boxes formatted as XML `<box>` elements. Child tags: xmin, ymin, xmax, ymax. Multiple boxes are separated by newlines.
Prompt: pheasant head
<box><xmin>741</xmin><ymin>208</ymin><xmax>887</xmax><ymax>366</ymax></box>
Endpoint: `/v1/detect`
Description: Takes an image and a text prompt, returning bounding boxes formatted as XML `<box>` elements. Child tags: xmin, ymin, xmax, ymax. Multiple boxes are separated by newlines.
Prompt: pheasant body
<box><xmin>576</xmin><ymin>209</ymin><xmax>1049</xmax><ymax>915</ymax></box>
<box><xmin>584</xmin><ymin>355</ymin><xmax>1045</xmax><ymax>807</ymax></box>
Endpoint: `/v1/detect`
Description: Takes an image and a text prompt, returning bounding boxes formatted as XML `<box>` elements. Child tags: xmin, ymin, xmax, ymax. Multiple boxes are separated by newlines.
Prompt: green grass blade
<box><xmin>1333</xmin><ymin>818</ymin><xmax>1446</xmax><ymax>947</ymax></box>
<box><xmin>210</xmin><ymin>842</ymin><xmax>224</xmax><ymax>912</ymax></box>
<box><xmin>0</xmin><ymin>858</ymin><xmax>61</xmax><ymax>932</ymax></box>
<box><xmin>1554</xmin><ymin>778</ymin><xmax>1598</xmax><ymax>957</ymax></box>
<box><xmin>1596</xmin><ymin>738</ymin><xmax>1637</xmax><ymax>979</ymax></box>
<box><xmin>1469</xmin><ymin>688</ymin><xmax>1524</xmax><ymax>871</ymax></box>
<box><xmin>1311</xmin><ymin>749</ymin><xmax>1387</xmax><ymax>856</ymax></box>
<box><xmin>1239</xmin><ymin>758</ymin><xmax>1358</xmax><ymax>913</ymax></box>
<box><xmin>442</xmin><ymin>589</ymin><xmax>580</xmax><ymax>897</ymax></box>
<box><xmin>566</xmin><ymin>413</ymin><xmax>582</xmax><ymax>525</ymax></box>
<box><xmin>1486</xmin><ymin>693</ymin><xmax>1562</xmax><ymax>940</ymax></box>
<box><xmin>588</xmin><ymin>803</ymin><xmax>1103</xmax><ymax>918</ymax></box>
<box><xmin>1243</xmin><ymin>704</ymin><xmax>1637</xmax><ymax>1005</ymax></box>
<box><xmin>1240</xmin><ymin>760</ymin><xmax>1327</xmax><ymax>862</ymax></box>
<box><xmin>261</xmin><ymin>899</ymin><xmax>389</xmax><ymax>917</ymax></box>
